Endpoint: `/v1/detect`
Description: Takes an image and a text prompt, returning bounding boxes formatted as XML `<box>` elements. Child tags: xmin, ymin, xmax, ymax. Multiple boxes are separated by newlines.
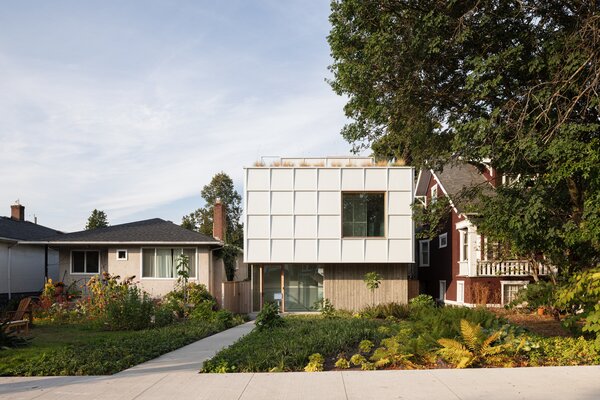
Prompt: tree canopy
<box><xmin>182</xmin><ymin>172</ymin><xmax>243</xmax><ymax>248</ymax></box>
<box><xmin>328</xmin><ymin>0</ymin><xmax>600</xmax><ymax>274</ymax></box>
<box><xmin>85</xmin><ymin>209</ymin><xmax>109</xmax><ymax>230</ymax></box>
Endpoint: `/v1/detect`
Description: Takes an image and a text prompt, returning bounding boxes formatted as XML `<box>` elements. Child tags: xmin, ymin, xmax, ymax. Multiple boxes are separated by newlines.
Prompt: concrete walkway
<box><xmin>1</xmin><ymin>321</ymin><xmax>599</xmax><ymax>399</ymax></box>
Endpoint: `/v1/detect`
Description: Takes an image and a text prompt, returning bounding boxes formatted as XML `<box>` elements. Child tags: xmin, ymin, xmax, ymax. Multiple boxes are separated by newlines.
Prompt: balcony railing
<box><xmin>476</xmin><ymin>260</ymin><xmax>552</xmax><ymax>277</ymax></box>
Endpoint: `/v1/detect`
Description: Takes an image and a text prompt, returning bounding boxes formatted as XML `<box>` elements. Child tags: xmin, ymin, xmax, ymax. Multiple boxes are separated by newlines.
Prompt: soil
<box><xmin>489</xmin><ymin>308</ymin><xmax>573</xmax><ymax>337</ymax></box>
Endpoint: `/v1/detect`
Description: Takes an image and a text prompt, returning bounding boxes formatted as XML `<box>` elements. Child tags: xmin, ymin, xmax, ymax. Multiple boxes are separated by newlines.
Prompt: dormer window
<box><xmin>431</xmin><ymin>184</ymin><xmax>438</xmax><ymax>204</ymax></box>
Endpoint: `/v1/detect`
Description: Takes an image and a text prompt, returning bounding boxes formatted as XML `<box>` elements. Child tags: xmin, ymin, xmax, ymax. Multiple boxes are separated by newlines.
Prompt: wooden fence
<box><xmin>221</xmin><ymin>281</ymin><xmax>252</xmax><ymax>314</ymax></box>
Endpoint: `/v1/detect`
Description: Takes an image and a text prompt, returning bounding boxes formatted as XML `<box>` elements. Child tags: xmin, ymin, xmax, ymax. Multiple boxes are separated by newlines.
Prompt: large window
<box><xmin>142</xmin><ymin>248</ymin><xmax>196</xmax><ymax>278</ymax></box>
<box><xmin>71</xmin><ymin>250</ymin><xmax>100</xmax><ymax>274</ymax></box>
<box><xmin>342</xmin><ymin>193</ymin><xmax>385</xmax><ymax>237</ymax></box>
<box><xmin>419</xmin><ymin>240</ymin><xmax>430</xmax><ymax>267</ymax></box>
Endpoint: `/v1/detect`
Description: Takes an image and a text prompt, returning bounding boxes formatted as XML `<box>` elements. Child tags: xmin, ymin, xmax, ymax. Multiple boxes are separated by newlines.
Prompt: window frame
<box><xmin>430</xmin><ymin>184</ymin><xmax>438</xmax><ymax>204</ymax></box>
<box><xmin>501</xmin><ymin>281</ymin><xmax>528</xmax><ymax>305</ymax></box>
<box><xmin>459</xmin><ymin>229</ymin><xmax>469</xmax><ymax>261</ymax></box>
<box><xmin>70</xmin><ymin>249</ymin><xmax>101</xmax><ymax>275</ymax></box>
<box><xmin>341</xmin><ymin>191</ymin><xmax>386</xmax><ymax>238</ymax></box>
<box><xmin>140</xmin><ymin>247</ymin><xmax>198</xmax><ymax>280</ymax></box>
<box><xmin>116</xmin><ymin>249</ymin><xmax>128</xmax><ymax>261</ymax></box>
<box><xmin>439</xmin><ymin>232</ymin><xmax>448</xmax><ymax>248</ymax></box>
<box><xmin>456</xmin><ymin>280</ymin><xmax>465</xmax><ymax>304</ymax></box>
<box><xmin>419</xmin><ymin>240</ymin><xmax>430</xmax><ymax>267</ymax></box>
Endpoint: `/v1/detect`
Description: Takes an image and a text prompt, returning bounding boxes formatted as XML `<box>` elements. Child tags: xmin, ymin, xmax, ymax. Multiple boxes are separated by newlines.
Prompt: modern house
<box><xmin>0</xmin><ymin>202</ymin><xmax>61</xmax><ymax>301</ymax></box>
<box><xmin>415</xmin><ymin>163</ymin><xmax>552</xmax><ymax>306</ymax></box>
<box><xmin>244</xmin><ymin>156</ymin><xmax>417</xmax><ymax>312</ymax></box>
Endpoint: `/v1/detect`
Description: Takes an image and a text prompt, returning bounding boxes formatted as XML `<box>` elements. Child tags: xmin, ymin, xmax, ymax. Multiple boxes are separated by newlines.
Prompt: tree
<box><xmin>364</xmin><ymin>271</ymin><xmax>382</xmax><ymax>306</ymax></box>
<box><xmin>85</xmin><ymin>209</ymin><xmax>108</xmax><ymax>230</ymax></box>
<box><xmin>182</xmin><ymin>172</ymin><xmax>244</xmax><ymax>248</ymax></box>
<box><xmin>328</xmin><ymin>0</ymin><xmax>600</xmax><ymax>275</ymax></box>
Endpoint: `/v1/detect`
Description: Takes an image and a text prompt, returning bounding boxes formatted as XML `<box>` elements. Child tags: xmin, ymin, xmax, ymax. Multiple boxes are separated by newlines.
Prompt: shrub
<box><xmin>335</xmin><ymin>357</ymin><xmax>350</xmax><ymax>369</ymax></box>
<box><xmin>350</xmin><ymin>353</ymin><xmax>366</xmax><ymax>366</ymax></box>
<box><xmin>164</xmin><ymin>283</ymin><xmax>216</xmax><ymax>318</ymax></box>
<box><xmin>254</xmin><ymin>302</ymin><xmax>284</xmax><ymax>331</ymax></box>
<box><xmin>358</xmin><ymin>339</ymin><xmax>374</xmax><ymax>353</ymax></box>
<box><xmin>101</xmin><ymin>286</ymin><xmax>155</xmax><ymax>331</ymax></box>
<box><xmin>154</xmin><ymin>304</ymin><xmax>175</xmax><ymax>328</ymax></box>
<box><xmin>360</xmin><ymin>302</ymin><xmax>410</xmax><ymax>320</ymax></box>
<box><xmin>314</xmin><ymin>298</ymin><xmax>337</xmax><ymax>319</ymax></box>
<box><xmin>304</xmin><ymin>353</ymin><xmax>324</xmax><ymax>372</ymax></box>
<box><xmin>510</xmin><ymin>280</ymin><xmax>556</xmax><ymax>311</ymax></box>
<box><xmin>528</xmin><ymin>336</ymin><xmax>600</xmax><ymax>366</ymax></box>
<box><xmin>409</xmin><ymin>294</ymin><xmax>436</xmax><ymax>310</ymax></box>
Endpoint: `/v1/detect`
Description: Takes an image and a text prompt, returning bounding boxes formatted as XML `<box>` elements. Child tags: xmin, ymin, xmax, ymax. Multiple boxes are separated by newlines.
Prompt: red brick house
<box><xmin>414</xmin><ymin>163</ymin><xmax>552</xmax><ymax>306</ymax></box>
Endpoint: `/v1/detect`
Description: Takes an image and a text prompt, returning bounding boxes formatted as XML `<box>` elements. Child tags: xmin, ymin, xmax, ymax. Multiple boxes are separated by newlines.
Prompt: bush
<box><xmin>254</xmin><ymin>302</ymin><xmax>284</xmax><ymax>331</ymax></box>
<box><xmin>528</xmin><ymin>336</ymin><xmax>600</xmax><ymax>366</ymax></box>
<box><xmin>360</xmin><ymin>302</ymin><xmax>410</xmax><ymax>320</ymax></box>
<box><xmin>154</xmin><ymin>304</ymin><xmax>175</xmax><ymax>328</ymax></box>
<box><xmin>164</xmin><ymin>283</ymin><xmax>216</xmax><ymax>318</ymax></box>
<box><xmin>101</xmin><ymin>286</ymin><xmax>155</xmax><ymax>331</ymax></box>
<box><xmin>304</xmin><ymin>353</ymin><xmax>324</xmax><ymax>372</ymax></box>
<box><xmin>314</xmin><ymin>298</ymin><xmax>337</xmax><ymax>319</ymax></box>
<box><xmin>409</xmin><ymin>294</ymin><xmax>436</xmax><ymax>309</ymax></box>
<box><xmin>510</xmin><ymin>280</ymin><xmax>556</xmax><ymax>311</ymax></box>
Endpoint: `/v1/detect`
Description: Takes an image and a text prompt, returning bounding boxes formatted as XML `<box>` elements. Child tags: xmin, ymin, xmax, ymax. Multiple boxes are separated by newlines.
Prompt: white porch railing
<box><xmin>476</xmin><ymin>260</ymin><xmax>552</xmax><ymax>277</ymax></box>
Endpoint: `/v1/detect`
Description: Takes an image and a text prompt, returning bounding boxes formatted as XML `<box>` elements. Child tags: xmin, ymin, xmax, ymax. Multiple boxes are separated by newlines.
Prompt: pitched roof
<box><xmin>36</xmin><ymin>218</ymin><xmax>220</xmax><ymax>244</ymax></box>
<box><xmin>0</xmin><ymin>217</ymin><xmax>63</xmax><ymax>241</ymax></box>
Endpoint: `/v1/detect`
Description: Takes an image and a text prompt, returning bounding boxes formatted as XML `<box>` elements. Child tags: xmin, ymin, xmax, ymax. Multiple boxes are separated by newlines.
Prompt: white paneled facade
<box><xmin>244</xmin><ymin>163</ymin><xmax>414</xmax><ymax>263</ymax></box>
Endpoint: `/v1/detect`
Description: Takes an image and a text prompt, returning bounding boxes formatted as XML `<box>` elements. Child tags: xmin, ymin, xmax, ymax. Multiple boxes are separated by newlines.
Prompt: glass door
<box><xmin>284</xmin><ymin>265</ymin><xmax>323</xmax><ymax>312</ymax></box>
<box><xmin>263</xmin><ymin>265</ymin><xmax>283</xmax><ymax>310</ymax></box>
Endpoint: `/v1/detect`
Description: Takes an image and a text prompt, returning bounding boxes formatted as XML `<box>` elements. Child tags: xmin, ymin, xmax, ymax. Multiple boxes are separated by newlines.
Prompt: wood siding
<box><xmin>222</xmin><ymin>281</ymin><xmax>252</xmax><ymax>314</ymax></box>
<box><xmin>324</xmin><ymin>263</ymin><xmax>409</xmax><ymax>311</ymax></box>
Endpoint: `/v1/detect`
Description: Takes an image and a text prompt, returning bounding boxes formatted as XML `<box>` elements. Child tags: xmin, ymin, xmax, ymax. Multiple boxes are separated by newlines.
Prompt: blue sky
<box><xmin>0</xmin><ymin>1</ymin><xmax>358</xmax><ymax>232</ymax></box>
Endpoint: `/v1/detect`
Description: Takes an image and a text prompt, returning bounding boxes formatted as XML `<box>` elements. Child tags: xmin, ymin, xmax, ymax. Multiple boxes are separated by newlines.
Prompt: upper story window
<box><xmin>71</xmin><ymin>250</ymin><xmax>100</xmax><ymax>274</ymax></box>
<box><xmin>419</xmin><ymin>240</ymin><xmax>430</xmax><ymax>267</ymax></box>
<box><xmin>459</xmin><ymin>230</ymin><xmax>469</xmax><ymax>261</ymax></box>
<box><xmin>430</xmin><ymin>184</ymin><xmax>438</xmax><ymax>204</ymax></box>
<box><xmin>142</xmin><ymin>248</ymin><xmax>197</xmax><ymax>278</ymax></box>
<box><xmin>439</xmin><ymin>233</ymin><xmax>448</xmax><ymax>248</ymax></box>
<box><xmin>342</xmin><ymin>193</ymin><xmax>385</xmax><ymax>237</ymax></box>
<box><xmin>116</xmin><ymin>249</ymin><xmax>128</xmax><ymax>260</ymax></box>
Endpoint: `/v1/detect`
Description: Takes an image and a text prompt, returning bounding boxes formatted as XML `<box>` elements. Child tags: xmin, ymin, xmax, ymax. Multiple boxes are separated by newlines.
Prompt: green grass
<box><xmin>201</xmin><ymin>315</ymin><xmax>390</xmax><ymax>372</ymax></box>
<box><xmin>0</xmin><ymin>319</ymin><xmax>231</xmax><ymax>376</ymax></box>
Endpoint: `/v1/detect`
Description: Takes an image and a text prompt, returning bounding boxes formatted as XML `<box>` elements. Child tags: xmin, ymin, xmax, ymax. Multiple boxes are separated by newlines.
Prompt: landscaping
<box><xmin>201</xmin><ymin>296</ymin><xmax>600</xmax><ymax>373</ymax></box>
<box><xmin>0</xmin><ymin>271</ymin><xmax>245</xmax><ymax>376</ymax></box>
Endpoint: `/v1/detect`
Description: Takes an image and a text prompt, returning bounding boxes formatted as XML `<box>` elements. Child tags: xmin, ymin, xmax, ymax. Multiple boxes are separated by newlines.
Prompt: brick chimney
<box><xmin>213</xmin><ymin>198</ymin><xmax>227</xmax><ymax>241</ymax></box>
<box><xmin>11</xmin><ymin>201</ymin><xmax>25</xmax><ymax>221</ymax></box>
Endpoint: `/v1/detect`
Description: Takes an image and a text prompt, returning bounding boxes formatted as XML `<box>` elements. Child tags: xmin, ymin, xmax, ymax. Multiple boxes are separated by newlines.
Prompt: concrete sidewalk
<box><xmin>2</xmin><ymin>366</ymin><xmax>600</xmax><ymax>400</ymax></box>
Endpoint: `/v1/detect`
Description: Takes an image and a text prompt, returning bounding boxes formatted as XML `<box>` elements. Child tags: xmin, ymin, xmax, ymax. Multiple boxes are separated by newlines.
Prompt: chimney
<box><xmin>11</xmin><ymin>201</ymin><xmax>25</xmax><ymax>221</ymax></box>
<box><xmin>213</xmin><ymin>198</ymin><xmax>227</xmax><ymax>241</ymax></box>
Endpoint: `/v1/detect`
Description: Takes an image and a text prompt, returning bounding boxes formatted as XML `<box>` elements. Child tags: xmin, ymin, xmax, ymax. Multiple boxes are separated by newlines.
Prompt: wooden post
<box><xmin>259</xmin><ymin>265</ymin><xmax>264</xmax><ymax>310</ymax></box>
<box><xmin>280</xmin><ymin>266</ymin><xmax>285</xmax><ymax>312</ymax></box>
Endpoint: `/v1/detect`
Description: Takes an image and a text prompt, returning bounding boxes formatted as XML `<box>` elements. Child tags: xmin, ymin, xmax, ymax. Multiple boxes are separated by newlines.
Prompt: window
<box><xmin>460</xmin><ymin>230</ymin><xmax>469</xmax><ymax>261</ymax></box>
<box><xmin>439</xmin><ymin>280</ymin><xmax>446</xmax><ymax>301</ymax></box>
<box><xmin>116</xmin><ymin>249</ymin><xmax>128</xmax><ymax>260</ymax></box>
<box><xmin>431</xmin><ymin>184</ymin><xmax>438</xmax><ymax>204</ymax></box>
<box><xmin>502</xmin><ymin>282</ymin><xmax>527</xmax><ymax>305</ymax></box>
<box><xmin>419</xmin><ymin>240</ymin><xmax>430</xmax><ymax>267</ymax></box>
<box><xmin>142</xmin><ymin>248</ymin><xmax>196</xmax><ymax>278</ymax></box>
<box><xmin>457</xmin><ymin>281</ymin><xmax>465</xmax><ymax>303</ymax></box>
<box><xmin>439</xmin><ymin>233</ymin><xmax>448</xmax><ymax>248</ymax></box>
<box><xmin>342</xmin><ymin>193</ymin><xmax>384</xmax><ymax>237</ymax></box>
<box><xmin>71</xmin><ymin>250</ymin><xmax>100</xmax><ymax>274</ymax></box>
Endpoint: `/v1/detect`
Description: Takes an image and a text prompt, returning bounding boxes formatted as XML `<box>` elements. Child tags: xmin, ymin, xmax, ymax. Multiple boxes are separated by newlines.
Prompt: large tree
<box><xmin>85</xmin><ymin>209</ymin><xmax>109</xmax><ymax>230</ymax></box>
<box><xmin>182</xmin><ymin>172</ymin><xmax>243</xmax><ymax>248</ymax></box>
<box><xmin>328</xmin><ymin>0</ymin><xmax>600</xmax><ymax>275</ymax></box>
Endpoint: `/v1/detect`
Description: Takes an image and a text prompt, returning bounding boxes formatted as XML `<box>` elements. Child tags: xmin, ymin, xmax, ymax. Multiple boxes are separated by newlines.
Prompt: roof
<box><xmin>33</xmin><ymin>218</ymin><xmax>221</xmax><ymax>245</ymax></box>
<box><xmin>0</xmin><ymin>217</ymin><xmax>63</xmax><ymax>241</ymax></box>
<box><xmin>416</xmin><ymin>163</ymin><xmax>494</xmax><ymax>214</ymax></box>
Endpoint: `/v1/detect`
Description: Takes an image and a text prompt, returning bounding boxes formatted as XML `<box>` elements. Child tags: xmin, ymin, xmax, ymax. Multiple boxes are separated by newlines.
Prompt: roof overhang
<box><xmin>18</xmin><ymin>241</ymin><xmax>223</xmax><ymax>246</ymax></box>
<box><xmin>0</xmin><ymin>236</ymin><xmax>18</xmax><ymax>244</ymax></box>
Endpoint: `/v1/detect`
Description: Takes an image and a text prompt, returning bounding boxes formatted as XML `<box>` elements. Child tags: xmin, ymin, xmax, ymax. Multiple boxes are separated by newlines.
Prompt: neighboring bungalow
<box><xmin>244</xmin><ymin>156</ymin><xmax>417</xmax><ymax>312</ymax></box>
<box><xmin>414</xmin><ymin>163</ymin><xmax>552</xmax><ymax>306</ymax></box>
<box><xmin>0</xmin><ymin>202</ymin><xmax>61</xmax><ymax>301</ymax></box>
<box><xmin>28</xmin><ymin>204</ymin><xmax>245</xmax><ymax>299</ymax></box>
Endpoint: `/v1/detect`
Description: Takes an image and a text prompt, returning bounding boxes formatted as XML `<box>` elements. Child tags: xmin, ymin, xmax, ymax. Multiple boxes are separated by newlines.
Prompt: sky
<box><xmin>0</xmin><ymin>0</ymin><xmax>359</xmax><ymax>232</ymax></box>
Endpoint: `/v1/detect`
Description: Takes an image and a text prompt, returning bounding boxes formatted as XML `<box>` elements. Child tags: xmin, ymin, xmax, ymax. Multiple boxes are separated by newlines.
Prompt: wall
<box><xmin>1</xmin><ymin>243</ymin><xmax>59</xmax><ymax>296</ymax></box>
<box><xmin>244</xmin><ymin>166</ymin><xmax>415</xmax><ymax>264</ymax></box>
<box><xmin>324</xmin><ymin>263</ymin><xmax>409</xmax><ymax>310</ymax></box>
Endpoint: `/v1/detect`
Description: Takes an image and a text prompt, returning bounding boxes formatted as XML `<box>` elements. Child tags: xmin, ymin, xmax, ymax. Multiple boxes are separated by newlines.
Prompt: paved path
<box><xmin>1</xmin><ymin>320</ymin><xmax>600</xmax><ymax>399</ymax></box>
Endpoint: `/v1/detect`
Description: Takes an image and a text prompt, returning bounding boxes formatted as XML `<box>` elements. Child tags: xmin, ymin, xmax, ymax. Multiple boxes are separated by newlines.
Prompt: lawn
<box><xmin>201</xmin><ymin>303</ymin><xmax>600</xmax><ymax>373</ymax></box>
<box><xmin>0</xmin><ymin>319</ymin><xmax>229</xmax><ymax>376</ymax></box>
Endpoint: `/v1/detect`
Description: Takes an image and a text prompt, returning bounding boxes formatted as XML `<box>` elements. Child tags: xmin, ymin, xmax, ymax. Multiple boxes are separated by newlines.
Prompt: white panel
<box><xmin>271</xmin><ymin>168</ymin><xmax>294</xmax><ymax>190</ymax></box>
<box><xmin>318</xmin><ymin>169</ymin><xmax>340</xmax><ymax>190</ymax></box>
<box><xmin>365</xmin><ymin>240</ymin><xmax>388</xmax><ymax>262</ymax></box>
<box><xmin>295</xmin><ymin>191</ymin><xmax>317</xmax><ymax>214</ymax></box>
<box><xmin>247</xmin><ymin>239</ymin><xmax>270</xmax><ymax>262</ymax></box>
<box><xmin>318</xmin><ymin>215</ymin><xmax>340</xmax><ymax>238</ymax></box>
<box><xmin>342</xmin><ymin>239</ymin><xmax>364</xmax><ymax>262</ymax></box>
<box><xmin>318</xmin><ymin>192</ymin><xmax>341</xmax><ymax>214</ymax></box>
<box><xmin>271</xmin><ymin>216</ymin><xmax>293</xmax><ymax>238</ymax></box>
<box><xmin>271</xmin><ymin>239</ymin><xmax>294</xmax><ymax>261</ymax></box>
<box><xmin>388</xmin><ymin>168</ymin><xmax>413</xmax><ymax>191</ymax></box>
<box><xmin>341</xmin><ymin>169</ymin><xmax>364</xmax><ymax>190</ymax></box>
<box><xmin>295</xmin><ymin>169</ymin><xmax>317</xmax><ymax>190</ymax></box>
<box><xmin>247</xmin><ymin>215</ymin><xmax>269</xmax><ymax>238</ymax></box>
<box><xmin>388</xmin><ymin>215</ymin><xmax>413</xmax><ymax>239</ymax></box>
<box><xmin>365</xmin><ymin>169</ymin><xmax>387</xmax><ymax>190</ymax></box>
<box><xmin>295</xmin><ymin>215</ymin><xmax>317</xmax><ymax>238</ymax></box>
<box><xmin>295</xmin><ymin>240</ymin><xmax>317</xmax><ymax>262</ymax></box>
<box><xmin>247</xmin><ymin>168</ymin><xmax>270</xmax><ymax>190</ymax></box>
<box><xmin>271</xmin><ymin>191</ymin><xmax>293</xmax><ymax>214</ymax></box>
<box><xmin>388</xmin><ymin>239</ymin><xmax>414</xmax><ymax>262</ymax></box>
<box><xmin>247</xmin><ymin>191</ymin><xmax>270</xmax><ymax>214</ymax></box>
<box><xmin>388</xmin><ymin>191</ymin><xmax>413</xmax><ymax>215</ymax></box>
<box><xmin>318</xmin><ymin>239</ymin><xmax>340</xmax><ymax>262</ymax></box>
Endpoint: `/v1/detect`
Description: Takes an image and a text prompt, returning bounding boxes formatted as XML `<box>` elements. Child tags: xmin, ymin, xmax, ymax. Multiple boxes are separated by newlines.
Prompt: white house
<box><xmin>244</xmin><ymin>156</ymin><xmax>416</xmax><ymax>312</ymax></box>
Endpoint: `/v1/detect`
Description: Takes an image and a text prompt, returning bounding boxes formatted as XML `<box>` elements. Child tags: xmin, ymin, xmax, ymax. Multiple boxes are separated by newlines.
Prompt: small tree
<box><xmin>364</xmin><ymin>271</ymin><xmax>382</xmax><ymax>306</ymax></box>
<box><xmin>215</xmin><ymin>244</ymin><xmax>239</xmax><ymax>281</ymax></box>
<box><xmin>85</xmin><ymin>209</ymin><xmax>108</xmax><ymax>230</ymax></box>
<box><xmin>175</xmin><ymin>254</ymin><xmax>190</xmax><ymax>314</ymax></box>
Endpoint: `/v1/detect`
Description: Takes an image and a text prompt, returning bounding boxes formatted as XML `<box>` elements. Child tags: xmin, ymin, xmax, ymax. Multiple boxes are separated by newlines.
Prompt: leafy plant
<box><xmin>510</xmin><ymin>281</ymin><xmax>556</xmax><ymax>313</ymax></box>
<box><xmin>314</xmin><ymin>298</ymin><xmax>337</xmax><ymax>319</ymax></box>
<box><xmin>358</xmin><ymin>339</ymin><xmax>374</xmax><ymax>353</ymax></box>
<box><xmin>335</xmin><ymin>356</ymin><xmax>350</xmax><ymax>369</ymax></box>
<box><xmin>254</xmin><ymin>302</ymin><xmax>284</xmax><ymax>332</ymax></box>
<box><xmin>304</xmin><ymin>353</ymin><xmax>324</xmax><ymax>372</ymax></box>
<box><xmin>101</xmin><ymin>286</ymin><xmax>155</xmax><ymax>331</ymax></box>
<box><xmin>437</xmin><ymin>319</ymin><xmax>511</xmax><ymax>368</ymax></box>
<box><xmin>360</xmin><ymin>302</ymin><xmax>410</xmax><ymax>320</ymax></box>
<box><xmin>409</xmin><ymin>294</ymin><xmax>436</xmax><ymax>310</ymax></box>
<box><xmin>364</xmin><ymin>272</ymin><xmax>382</xmax><ymax>306</ymax></box>
<box><xmin>350</xmin><ymin>353</ymin><xmax>366</xmax><ymax>366</ymax></box>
